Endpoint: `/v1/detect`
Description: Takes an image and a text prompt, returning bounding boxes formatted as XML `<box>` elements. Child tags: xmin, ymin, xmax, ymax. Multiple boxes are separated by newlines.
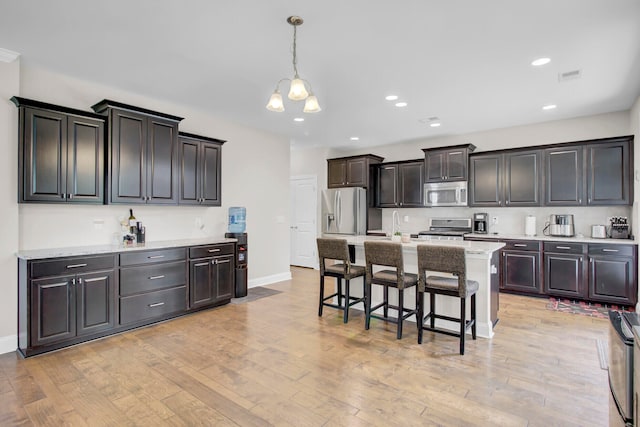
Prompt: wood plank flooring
<box><xmin>0</xmin><ymin>266</ymin><xmax>610</xmax><ymax>426</ymax></box>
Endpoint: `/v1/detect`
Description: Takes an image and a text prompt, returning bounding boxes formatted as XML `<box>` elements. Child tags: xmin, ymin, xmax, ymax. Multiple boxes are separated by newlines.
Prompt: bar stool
<box><xmin>316</xmin><ymin>238</ymin><xmax>366</xmax><ymax>323</ymax></box>
<box><xmin>363</xmin><ymin>240</ymin><xmax>418</xmax><ymax>339</ymax></box>
<box><xmin>416</xmin><ymin>245</ymin><xmax>478</xmax><ymax>355</ymax></box>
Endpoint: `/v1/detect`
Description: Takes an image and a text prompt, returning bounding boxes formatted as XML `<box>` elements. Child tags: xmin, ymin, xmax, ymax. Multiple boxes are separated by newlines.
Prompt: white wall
<box><xmin>0</xmin><ymin>59</ymin><xmax>20</xmax><ymax>353</ymax></box>
<box><xmin>0</xmin><ymin>64</ymin><xmax>292</xmax><ymax>354</ymax></box>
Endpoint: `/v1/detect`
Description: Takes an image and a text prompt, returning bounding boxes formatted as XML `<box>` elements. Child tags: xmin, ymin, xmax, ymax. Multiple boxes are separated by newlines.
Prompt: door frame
<box><xmin>290</xmin><ymin>175</ymin><xmax>318</xmax><ymax>269</ymax></box>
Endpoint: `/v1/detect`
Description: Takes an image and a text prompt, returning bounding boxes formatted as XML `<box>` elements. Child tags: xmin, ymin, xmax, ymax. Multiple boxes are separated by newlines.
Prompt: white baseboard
<box><xmin>248</xmin><ymin>271</ymin><xmax>292</xmax><ymax>288</ymax></box>
<box><xmin>0</xmin><ymin>334</ymin><xmax>16</xmax><ymax>355</ymax></box>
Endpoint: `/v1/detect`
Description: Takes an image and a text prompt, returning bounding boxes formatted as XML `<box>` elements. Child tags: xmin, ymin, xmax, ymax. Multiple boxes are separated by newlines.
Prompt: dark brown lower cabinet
<box><xmin>501</xmin><ymin>240</ymin><xmax>542</xmax><ymax>294</ymax></box>
<box><xmin>588</xmin><ymin>244</ymin><xmax>637</xmax><ymax>305</ymax></box>
<box><xmin>543</xmin><ymin>242</ymin><xmax>586</xmax><ymax>299</ymax></box>
<box><xmin>189</xmin><ymin>243</ymin><xmax>235</xmax><ymax>308</ymax></box>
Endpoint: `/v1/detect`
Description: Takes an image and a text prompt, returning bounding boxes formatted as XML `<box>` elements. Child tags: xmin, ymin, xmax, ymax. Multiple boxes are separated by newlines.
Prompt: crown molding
<box><xmin>0</xmin><ymin>48</ymin><xmax>20</xmax><ymax>63</ymax></box>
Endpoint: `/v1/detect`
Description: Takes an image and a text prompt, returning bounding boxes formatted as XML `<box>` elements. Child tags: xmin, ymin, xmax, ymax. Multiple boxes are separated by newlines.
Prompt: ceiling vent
<box><xmin>558</xmin><ymin>69</ymin><xmax>582</xmax><ymax>82</ymax></box>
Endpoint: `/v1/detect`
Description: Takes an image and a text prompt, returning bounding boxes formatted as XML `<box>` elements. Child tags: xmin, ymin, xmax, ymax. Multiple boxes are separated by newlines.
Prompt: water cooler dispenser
<box><xmin>226</xmin><ymin>207</ymin><xmax>248</xmax><ymax>297</ymax></box>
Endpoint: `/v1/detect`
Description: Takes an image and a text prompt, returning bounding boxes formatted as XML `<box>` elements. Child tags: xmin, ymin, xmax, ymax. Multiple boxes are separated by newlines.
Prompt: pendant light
<box><xmin>266</xmin><ymin>16</ymin><xmax>321</xmax><ymax>113</ymax></box>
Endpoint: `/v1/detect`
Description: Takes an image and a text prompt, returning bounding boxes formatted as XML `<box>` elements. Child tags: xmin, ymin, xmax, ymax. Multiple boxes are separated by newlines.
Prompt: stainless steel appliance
<box><xmin>608</xmin><ymin>310</ymin><xmax>638</xmax><ymax>426</ymax></box>
<box><xmin>548</xmin><ymin>214</ymin><xmax>575</xmax><ymax>237</ymax></box>
<box><xmin>473</xmin><ymin>213</ymin><xmax>488</xmax><ymax>234</ymax></box>
<box><xmin>610</xmin><ymin>217</ymin><xmax>630</xmax><ymax>239</ymax></box>
<box><xmin>417</xmin><ymin>217</ymin><xmax>472</xmax><ymax>241</ymax></box>
<box><xmin>591</xmin><ymin>225</ymin><xmax>607</xmax><ymax>239</ymax></box>
<box><xmin>423</xmin><ymin>181</ymin><xmax>468</xmax><ymax>207</ymax></box>
<box><xmin>322</xmin><ymin>187</ymin><xmax>367</xmax><ymax>235</ymax></box>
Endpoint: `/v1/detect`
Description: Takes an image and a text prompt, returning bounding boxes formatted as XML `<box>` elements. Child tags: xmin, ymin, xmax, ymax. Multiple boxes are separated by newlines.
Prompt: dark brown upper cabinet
<box><xmin>544</xmin><ymin>136</ymin><xmax>632</xmax><ymax>206</ymax></box>
<box><xmin>178</xmin><ymin>132</ymin><xmax>225</xmax><ymax>206</ymax></box>
<box><xmin>327</xmin><ymin>154</ymin><xmax>383</xmax><ymax>188</ymax></box>
<box><xmin>469</xmin><ymin>149</ymin><xmax>542</xmax><ymax>207</ymax></box>
<box><xmin>423</xmin><ymin>144</ymin><xmax>475</xmax><ymax>183</ymax></box>
<box><xmin>375</xmin><ymin>160</ymin><xmax>424</xmax><ymax>208</ymax></box>
<box><xmin>92</xmin><ymin>100</ymin><xmax>183</xmax><ymax>205</ymax></box>
<box><xmin>12</xmin><ymin>97</ymin><xmax>105</xmax><ymax>204</ymax></box>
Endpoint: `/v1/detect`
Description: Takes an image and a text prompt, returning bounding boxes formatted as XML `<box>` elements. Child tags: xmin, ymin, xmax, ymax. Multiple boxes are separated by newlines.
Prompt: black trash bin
<box><xmin>225</xmin><ymin>232</ymin><xmax>248</xmax><ymax>297</ymax></box>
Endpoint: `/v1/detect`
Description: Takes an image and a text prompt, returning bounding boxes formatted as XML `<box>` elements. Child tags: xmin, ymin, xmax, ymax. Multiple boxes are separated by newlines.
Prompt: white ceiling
<box><xmin>1</xmin><ymin>0</ymin><xmax>639</xmax><ymax>150</ymax></box>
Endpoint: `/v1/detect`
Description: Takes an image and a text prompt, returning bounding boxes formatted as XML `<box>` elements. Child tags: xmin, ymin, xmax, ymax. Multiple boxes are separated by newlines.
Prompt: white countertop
<box><xmin>324</xmin><ymin>234</ymin><xmax>505</xmax><ymax>255</ymax></box>
<box><xmin>464</xmin><ymin>232</ymin><xmax>637</xmax><ymax>245</ymax></box>
<box><xmin>16</xmin><ymin>237</ymin><xmax>237</xmax><ymax>260</ymax></box>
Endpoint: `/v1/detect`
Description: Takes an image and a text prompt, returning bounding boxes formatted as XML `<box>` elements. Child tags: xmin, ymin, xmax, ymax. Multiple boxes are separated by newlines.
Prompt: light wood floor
<box><xmin>1</xmin><ymin>266</ymin><xmax>610</xmax><ymax>426</ymax></box>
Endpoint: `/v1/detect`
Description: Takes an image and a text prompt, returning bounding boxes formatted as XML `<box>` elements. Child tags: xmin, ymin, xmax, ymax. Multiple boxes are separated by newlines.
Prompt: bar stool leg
<box><xmin>365</xmin><ymin>282</ymin><xmax>372</xmax><ymax>330</ymax></box>
<box><xmin>417</xmin><ymin>291</ymin><xmax>423</xmax><ymax>344</ymax></box>
<box><xmin>460</xmin><ymin>298</ymin><xmax>466</xmax><ymax>355</ymax></box>
<box><xmin>318</xmin><ymin>275</ymin><xmax>325</xmax><ymax>317</ymax></box>
<box><xmin>430</xmin><ymin>293</ymin><xmax>436</xmax><ymax>328</ymax></box>
<box><xmin>343</xmin><ymin>279</ymin><xmax>351</xmax><ymax>323</ymax></box>
<box><xmin>337</xmin><ymin>278</ymin><xmax>342</xmax><ymax>307</ymax></box>
<box><xmin>397</xmin><ymin>290</ymin><xmax>404</xmax><ymax>339</ymax></box>
<box><xmin>471</xmin><ymin>294</ymin><xmax>477</xmax><ymax>340</ymax></box>
<box><xmin>383</xmin><ymin>287</ymin><xmax>389</xmax><ymax>318</ymax></box>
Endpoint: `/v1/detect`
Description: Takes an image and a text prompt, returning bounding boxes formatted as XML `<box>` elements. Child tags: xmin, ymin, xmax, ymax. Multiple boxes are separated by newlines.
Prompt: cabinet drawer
<box><xmin>588</xmin><ymin>244</ymin><xmax>635</xmax><ymax>257</ymax></box>
<box><xmin>120</xmin><ymin>248</ymin><xmax>186</xmax><ymax>266</ymax></box>
<box><xmin>120</xmin><ymin>261</ymin><xmax>186</xmax><ymax>296</ymax></box>
<box><xmin>543</xmin><ymin>242</ymin><xmax>586</xmax><ymax>254</ymax></box>
<box><xmin>31</xmin><ymin>255</ymin><xmax>116</xmax><ymax>279</ymax></box>
<box><xmin>119</xmin><ymin>286</ymin><xmax>187</xmax><ymax>325</ymax></box>
<box><xmin>502</xmin><ymin>240</ymin><xmax>541</xmax><ymax>251</ymax></box>
<box><xmin>189</xmin><ymin>243</ymin><xmax>234</xmax><ymax>259</ymax></box>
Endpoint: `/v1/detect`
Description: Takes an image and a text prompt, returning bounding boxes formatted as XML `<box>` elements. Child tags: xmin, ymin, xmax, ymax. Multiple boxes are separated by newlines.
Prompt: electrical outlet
<box><xmin>403</xmin><ymin>215</ymin><xmax>409</xmax><ymax>223</ymax></box>
<box><xmin>491</xmin><ymin>216</ymin><xmax>498</xmax><ymax>225</ymax></box>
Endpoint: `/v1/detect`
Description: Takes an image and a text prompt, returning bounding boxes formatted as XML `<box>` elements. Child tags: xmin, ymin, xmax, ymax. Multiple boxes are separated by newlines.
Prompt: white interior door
<box><xmin>290</xmin><ymin>176</ymin><xmax>317</xmax><ymax>268</ymax></box>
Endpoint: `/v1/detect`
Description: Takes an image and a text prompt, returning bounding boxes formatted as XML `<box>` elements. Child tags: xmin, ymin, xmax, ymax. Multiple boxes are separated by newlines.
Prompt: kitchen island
<box><xmin>323</xmin><ymin>235</ymin><xmax>505</xmax><ymax>338</ymax></box>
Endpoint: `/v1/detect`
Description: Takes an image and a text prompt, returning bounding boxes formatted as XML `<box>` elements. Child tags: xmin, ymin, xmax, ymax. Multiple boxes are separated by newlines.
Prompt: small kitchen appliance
<box><xmin>423</xmin><ymin>181</ymin><xmax>468</xmax><ymax>207</ymax></box>
<box><xmin>548</xmin><ymin>214</ymin><xmax>575</xmax><ymax>237</ymax></box>
<box><xmin>473</xmin><ymin>213</ymin><xmax>488</xmax><ymax>234</ymax></box>
<box><xmin>610</xmin><ymin>216</ymin><xmax>630</xmax><ymax>239</ymax></box>
<box><xmin>591</xmin><ymin>225</ymin><xmax>607</xmax><ymax>239</ymax></box>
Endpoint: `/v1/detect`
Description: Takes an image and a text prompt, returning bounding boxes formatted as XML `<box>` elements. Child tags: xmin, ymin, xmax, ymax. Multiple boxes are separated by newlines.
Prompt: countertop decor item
<box><xmin>265</xmin><ymin>16</ymin><xmax>321</xmax><ymax>114</ymax></box>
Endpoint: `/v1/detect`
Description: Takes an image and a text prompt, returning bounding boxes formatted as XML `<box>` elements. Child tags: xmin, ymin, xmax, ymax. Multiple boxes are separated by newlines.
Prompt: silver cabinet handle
<box><xmin>208</xmin><ymin>248</ymin><xmax>221</xmax><ymax>253</ymax></box>
<box><xmin>513</xmin><ymin>244</ymin><xmax>527</xmax><ymax>247</ymax></box>
<box><xmin>217</xmin><ymin>260</ymin><xmax>231</xmax><ymax>264</ymax></box>
<box><xmin>148</xmin><ymin>255</ymin><xmax>165</xmax><ymax>259</ymax></box>
<box><xmin>66</xmin><ymin>263</ymin><xmax>88</xmax><ymax>269</ymax></box>
<box><xmin>148</xmin><ymin>302</ymin><xmax>165</xmax><ymax>308</ymax></box>
<box><xmin>148</xmin><ymin>275</ymin><xmax>165</xmax><ymax>280</ymax></box>
<box><xmin>556</xmin><ymin>246</ymin><xmax>572</xmax><ymax>250</ymax></box>
<box><xmin>602</xmin><ymin>248</ymin><xmax>619</xmax><ymax>252</ymax></box>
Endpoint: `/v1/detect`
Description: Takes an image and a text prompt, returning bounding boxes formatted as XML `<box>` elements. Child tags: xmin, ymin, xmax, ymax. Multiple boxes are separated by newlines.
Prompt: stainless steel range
<box><xmin>417</xmin><ymin>218</ymin><xmax>472</xmax><ymax>241</ymax></box>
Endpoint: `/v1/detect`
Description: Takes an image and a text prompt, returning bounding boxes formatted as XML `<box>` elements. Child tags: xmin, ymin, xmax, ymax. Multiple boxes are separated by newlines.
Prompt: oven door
<box><xmin>608</xmin><ymin>310</ymin><xmax>634</xmax><ymax>423</ymax></box>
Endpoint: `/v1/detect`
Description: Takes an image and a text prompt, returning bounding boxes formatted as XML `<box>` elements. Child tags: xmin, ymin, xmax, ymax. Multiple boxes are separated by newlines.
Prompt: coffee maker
<box><xmin>549</xmin><ymin>214</ymin><xmax>575</xmax><ymax>237</ymax></box>
<box><xmin>473</xmin><ymin>212</ymin><xmax>489</xmax><ymax>234</ymax></box>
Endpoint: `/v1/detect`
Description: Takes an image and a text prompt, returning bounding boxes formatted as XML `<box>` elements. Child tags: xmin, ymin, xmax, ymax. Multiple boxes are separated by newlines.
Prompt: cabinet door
<box><xmin>189</xmin><ymin>259</ymin><xmax>214</xmax><ymax>308</ymax></box>
<box><xmin>30</xmin><ymin>276</ymin><xmax>76</xmax><ymax>346</ymax></box>
<box><xmin>346</xmin><ymin>158</ymin><xmax>367</xmax><ymax>187</ymax></box>
<box><xmin>544</xmin><ymin>253</ymin><xmax>585</xmax><ymax>298</ymax></box>
<box><xmin>377</xmin><ymin>165</ymin><xmax>398</xmax><ymax>207</ymax></box>
<box><xmin>586</xmin><ymin>141</ymin><xmax>630</xmax><ymax>205</ymax></box>
<box><xmin>76</xmin><ymin>270</ymin><xmax>115</xmax><ymax>336</ymax></box>
<box><xmin>399</xmin><ymin>162</ymin><xmax>424</xmax><ymax>207</ymax></box>
<box><xmin>147</xmin><ymin>117</ymin><xmax>178</xmax><ymax>204</ymax></box>
<box><xmin>178</xmin><ymin>138</ymin><xmax>200</xmax><ymax>205</ymax></box>
<box><xmin>445</xmin><ymin>149</ymin><xmax>467</xmax><ymax>181</ymax></box>
<box><xmin>22</xmin><ymin>108</ymin><xmax>67</xmax><ymax>202</ymax></box>
<box><xmin>200</xmin><ymin>143</ymin><xmax>221</xmax><ymax>206</ymax></box>
<box><xmin>504</xmin><ymin>150</ymin><xmax>541</xmax><ymax>206</ymax></box>
<box><xmin>67</xmin><ymin>116</ymin><xmax>104</xmax><ymax>204</ymax></box>
<box><xmin>110</xmin><ymin>109</ymin><xmax>147</xmax><ymax>203</ymax></box>
<box><xmin>502</xmin><ymin>250</ymin><xmax>541</xmax><ymax>294</ymax></box>
<box><xmin>469</xmin><ymin>154</ymin><xmax>502</xmax><ymax>206</ymax></box>
<box><xmin>544</xmin><ymin>147</ymin><xmax>583</xmax><ymax>206</ymax></box>
<box><xmin>424</xmin><ymin>151</ymin><xmax>445</xmax><ymax>182</ymax></box>
<box><xmin>588</xmin><ymin>255</ymin><xmax>635</xmax><ymax>305</ymax></box>
<box><xmin>213</xmin><ymin>255</ymin><xmax>234</xmax><ymax>302</ymax></box>
<box><xmin>327</xmin><ymin>159</ymin><xmax>346</xmax><ymax>188</ymax></box>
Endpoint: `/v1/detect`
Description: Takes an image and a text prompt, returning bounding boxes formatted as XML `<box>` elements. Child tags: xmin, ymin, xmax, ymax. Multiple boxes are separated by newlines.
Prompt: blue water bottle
<box><xmin>228</xmin><ymin>207</ymin><xmax>246</xmax><ymax>233</ymax></box>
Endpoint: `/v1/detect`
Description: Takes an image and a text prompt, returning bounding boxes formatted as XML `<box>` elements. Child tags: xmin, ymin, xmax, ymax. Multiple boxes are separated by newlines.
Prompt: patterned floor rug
<box><xmin>546</xmin><ymin>297</ymin><xmax>634</xmax><ymax>318</ymax></box>
<box><xmin>230</xmin><ymin>287</ymin><xmax>282</xmax><ymax>304</ymax></box>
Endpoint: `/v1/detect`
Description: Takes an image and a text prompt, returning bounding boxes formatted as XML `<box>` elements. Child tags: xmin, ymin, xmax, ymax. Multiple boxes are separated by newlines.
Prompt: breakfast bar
<box><xmin>323</xmin><ymin>235</ymin><xmax>505</xmax><ymax>338</ymax></box>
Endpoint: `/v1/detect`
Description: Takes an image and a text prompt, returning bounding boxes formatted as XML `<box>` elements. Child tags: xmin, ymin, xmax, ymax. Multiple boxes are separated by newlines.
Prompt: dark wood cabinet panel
<box><xmin>189</xmin><ymin>252</ymin><xmax>234</xmax><ymax>308</ymax></box>
<box><xmin>15</xmin><ymin>99</ymin><xmax>105</xmax><ymax>204</ymax></box>
<box><xmin>30</xmin><ymin>276</ymin><xmax>76</xmax><ymax>347</ymax></box>
<box><xmin>147</xmin><ymin>118</ymin><xmax>178</xmax><ymax>203</ymax></box>
<box><xmin>328</xmin><ymin>159</ymin><xmax>347</xmax><ymax>187</ymax></box>
<box><xmin>544</xmin><ymin>146</ymin><xmax>583</xmax><ymax>206</ymax></box>
<box><xmin>120</xmin><ymin>286</ymin><xmax>187</xmax><ymax>325</ymax></box>
<box><xmin>504</xmin><ymin>150</ymin><xmax>541</xmax><ymax>206</ymax></box>
<box><xmin>327</xmin><ymin>155</ymin><xmax>383</xmax><ymax>188</ymax></box>
<box><xmin>178</xmin><ymin>133</ymin><xmax>224</xmax><ymax>206</ymax></box>
<box><xmin>76</xmin><ymin>270</ymin><xmax>115</xmax><ymax>336</ymax></box>
<box><xmin>469</xmin><ymin>154</ymin><xmax>502</xmax><ymax>206</ymax></box>
<box><xmin>214</xmin><ymin>255</ymin><xmax>234</xmax><ymax>301</ymax></box>
<box><xmin>544</xmin><ymin>253</ymin><xmax>585</xmax><ymax>299</ymax></box>
<box><xmin>375</xmin><ymin>161</ymin><xmax>424</xmax><ymax>208</ymax></box>
<box><xmin>110</xmin><ymin>109</ymin><xmax>147</xmax><ymax>203</ymax></box>
<box><xmin>423</xmin><ymin>145</ymin><xmax>474</xmax><ymax>183</ymax></box>
<box><xmin>586</xmin><ymin>139</ymin><xmax>631</xmax><ymax>205</ymax></box>
<box><xmin>588</xmin><ymin>254</ymin><xmax>636</xmax><ymax>305</ymax></box>
<box><xmin>501</xmin><ymin>249</ymin><xmax>541</xmax><ymax>294</ymax></box>
<box><xmin>346</xmin><ymin>158</ymin><xmax>367</xmax><ymax>187</ymax></box>
<box><xmin>376</xmin><ymin>165</ymin><xmax>398</xmax><ymax>207</ymax></box>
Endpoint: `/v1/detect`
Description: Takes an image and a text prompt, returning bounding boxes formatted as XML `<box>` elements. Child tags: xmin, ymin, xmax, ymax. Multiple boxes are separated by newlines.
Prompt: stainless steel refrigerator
<box><xmin>322</xmin><ymin>187</ymin><xmax>366</xmax><ymax>235</ymax></box>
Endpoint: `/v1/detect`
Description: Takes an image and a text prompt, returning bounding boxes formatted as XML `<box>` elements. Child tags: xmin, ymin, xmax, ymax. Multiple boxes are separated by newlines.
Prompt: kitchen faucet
<box><xmin>392</xmin><ymin>210</ymin><xmax>400</xmax><ymax>235</ymax></box>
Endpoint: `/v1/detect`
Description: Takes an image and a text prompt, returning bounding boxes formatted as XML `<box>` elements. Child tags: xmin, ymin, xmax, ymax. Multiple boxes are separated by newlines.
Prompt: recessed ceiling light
<box><xmin>395</xmin><ymin>102</ymin><xmax>408</xmax><ymax>108</ymax></box>
<box><xmin>350</xmin><ymin>136</ymin><xmax>359</xmax><ymax>141</ymax></box>
<box><xmin>385</xmin><ymin>95</ymin><xmax>398</xmax><ymax>101</ymax></box>
<box><xmin>542</xmin><ymin>104</ymin><xmax>557</xmax><ymax>110</ymax></box>
<box><xmin>293</xmin><ymin>117</ymin><xmax>305</xmax><ymax>122</ymax></box>
<box><xmin>531</xmin><ymin>57</ymin><xmax>551</xmax><ymax>66</ymax></box>
<box><xmin>430</xmin><ymin>123</ymin><xmax>441</xmax><ymax>128</ymax></box>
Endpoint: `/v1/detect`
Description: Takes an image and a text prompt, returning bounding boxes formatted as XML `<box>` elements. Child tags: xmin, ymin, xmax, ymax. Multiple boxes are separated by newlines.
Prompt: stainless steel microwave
<box><xmin>423</xmin><ymin>181</ymin><xmax>468</xmax><ymax>207</ymax></box>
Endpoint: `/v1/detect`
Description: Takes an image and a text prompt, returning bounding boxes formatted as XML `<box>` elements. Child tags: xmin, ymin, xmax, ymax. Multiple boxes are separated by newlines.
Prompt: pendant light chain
<box><xmin>292</xmin><ymin>24</ymin><xmax>299</xmax><ymax>78</ymax></box>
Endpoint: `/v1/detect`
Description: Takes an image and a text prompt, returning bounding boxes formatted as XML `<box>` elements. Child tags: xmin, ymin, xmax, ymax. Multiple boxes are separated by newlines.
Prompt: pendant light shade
<box><xmin>266</xmin><ymin>91</ymin><xmax>285</xmax><ymax>112</ymax></box>
<box><xmin>266</xmin><ymin>16</ymin><xmax>321</xmax><ymax>114</ymax></box>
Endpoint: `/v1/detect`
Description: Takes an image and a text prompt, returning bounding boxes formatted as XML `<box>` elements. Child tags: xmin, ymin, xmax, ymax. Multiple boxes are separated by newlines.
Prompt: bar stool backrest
<box><xmin>317</xmin><ymin>238</ymin><xmax>351</xmax><ymax>275</ymax></box>
<box><xmin>364</xmin><ymin>241</ymin><xmax>407</xmax><ymax>287</ymax></box>
<box><xmin>417</xmin><ymin>245</ymin><xmax>469</xmax><ymax>297</ymax></box>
